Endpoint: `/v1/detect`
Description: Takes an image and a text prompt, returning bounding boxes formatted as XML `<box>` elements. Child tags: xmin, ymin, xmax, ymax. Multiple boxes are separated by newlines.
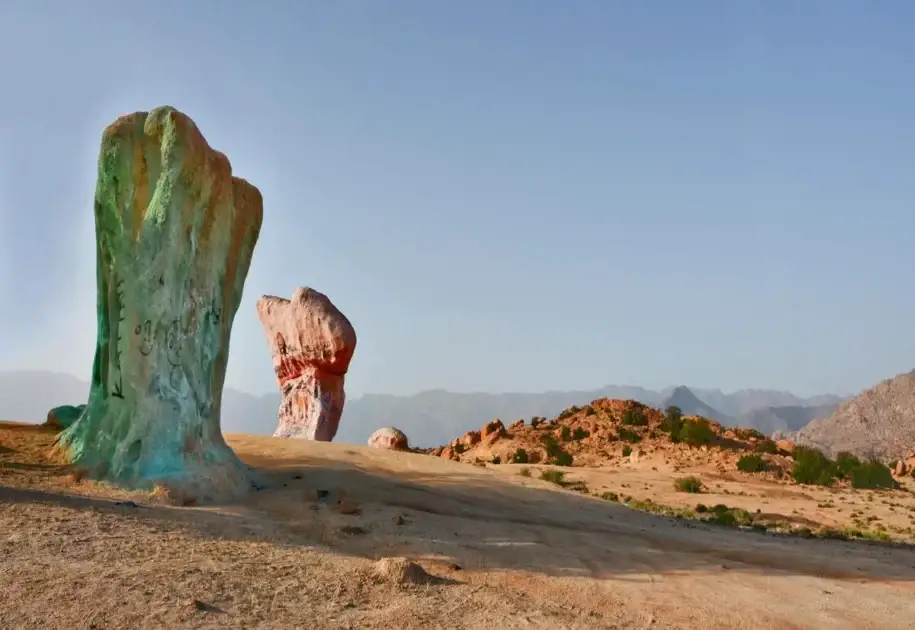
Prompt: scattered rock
<box><xmin>372</xmin><ymin>557</ymin><xmax>433</xmax><ymax>586</ymax></box>
<box><xmin>256</xmin><ymin>287</ymin><xmax>357</xmax><ymax>441</ymax></box>
<box><xmin>439</xmin><ymin>446</ymin><xmax>455</xmax><ymax>461</ymax></box>
<box><xmin>340</xmin><ymin>525</ymin><xmax>367</xmax><ymax>536</ymax></box>
<box><xmin>776</xmin><ymin>440</ymin><xmax>796</xmax><ymax>455</ymax></box>
<box><xmin>893</xmin><ymin>460</ymin><xmax>907</xmax><ymax>477</ymax></box>
<box><xmin>337</xmin><ymin>497</ymin><xmax>360</xmax><ymax>515</ymax></box>
<box><xmin>368</xmin><ymin>427</ymin><xmax>409</xmax><ymax>451</ymax></box>
<box><xmin>481</xmin><ymin>419</ymin><xmax>506</xmax><ymax>440</ymax></box>
<box><xmin>462</xmin><ymin>431</ymin><xmax>482</xmax><ymax>447</ymax></box>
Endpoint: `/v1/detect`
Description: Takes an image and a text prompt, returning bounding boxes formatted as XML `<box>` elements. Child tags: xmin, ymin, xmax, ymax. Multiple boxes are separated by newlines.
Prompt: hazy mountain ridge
<box><xmin>0</xmin><ymin>370</ymin><xmax>846</xmax><ymax>447</ymax></box>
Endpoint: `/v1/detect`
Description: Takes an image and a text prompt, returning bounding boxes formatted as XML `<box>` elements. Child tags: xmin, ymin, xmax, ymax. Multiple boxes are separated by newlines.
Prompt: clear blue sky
<box><xmin>1</xmin><ymin>1</ymin><xmax>913</xmax><ymax>399</ymax></box>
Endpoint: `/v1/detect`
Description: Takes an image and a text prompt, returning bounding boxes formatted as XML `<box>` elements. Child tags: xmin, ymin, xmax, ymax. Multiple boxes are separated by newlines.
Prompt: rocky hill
<box><xmin>788</xmin><ymin>370</ymin><xmax>915</xmax><ymax>461</ymax></box>
<box><xmin>423</xmin><ymin>398</ymin><xmax>797</xmax><ymax>481</ymax></box>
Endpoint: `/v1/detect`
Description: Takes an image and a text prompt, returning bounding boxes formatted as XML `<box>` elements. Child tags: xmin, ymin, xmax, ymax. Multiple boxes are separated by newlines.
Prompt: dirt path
<box><xmin>1</xmin><ymin>423</ymin><xmax>913</xmax><ymax>628</ymax></box>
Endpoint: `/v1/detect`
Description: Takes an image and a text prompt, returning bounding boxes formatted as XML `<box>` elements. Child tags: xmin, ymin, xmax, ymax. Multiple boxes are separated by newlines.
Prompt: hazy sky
<box><xmin>1</xmin><ymin>2</ymin><xmax>914</xmax><ymax>399</ymax></box>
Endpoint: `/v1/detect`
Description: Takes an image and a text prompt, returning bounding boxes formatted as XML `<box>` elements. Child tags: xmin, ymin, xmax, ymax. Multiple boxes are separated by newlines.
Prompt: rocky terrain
<box><xmin>788</xmin><ymin>370</ymin><xmax>915</xmax><ymax>461</ymax></box>
<box><xmin>3</xmin><ymin>420</ymin><xmax>915</xmax><ymax>629</ymax></box>
<box><xmin>427</xmin><ymin>398</ymin><xmax>798</xmax><ymax>479</ymax></box>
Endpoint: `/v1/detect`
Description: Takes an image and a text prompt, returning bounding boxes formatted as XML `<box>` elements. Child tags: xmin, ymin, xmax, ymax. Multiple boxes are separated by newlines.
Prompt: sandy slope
<box><xmin>1</xmin><ymin>422</ymin><xmax>914</xmax><ymax>629</ymax></box>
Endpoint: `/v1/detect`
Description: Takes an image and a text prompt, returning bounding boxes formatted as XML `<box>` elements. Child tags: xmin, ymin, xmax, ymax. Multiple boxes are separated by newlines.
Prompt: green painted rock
<box><xmin>46</xmin><ymin>404</ymin><xmax>86</xmax><ymax>430</ymax></box>
<box><xmin>54</xmin><ymin>106</ymin><xmax>263</xmax><ymax>503</ymax></box>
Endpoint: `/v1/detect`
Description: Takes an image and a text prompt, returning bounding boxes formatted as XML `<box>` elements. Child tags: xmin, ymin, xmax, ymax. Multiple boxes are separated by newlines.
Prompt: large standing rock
<box><xmin>256</xmin><ymin>288</ymin><xmax>356</xmax><ymax>440</ymax></box>
<box><xmin>53</xmin><ymin>107</ymin><xmax>263</xmax><ymax>503</ymax></box>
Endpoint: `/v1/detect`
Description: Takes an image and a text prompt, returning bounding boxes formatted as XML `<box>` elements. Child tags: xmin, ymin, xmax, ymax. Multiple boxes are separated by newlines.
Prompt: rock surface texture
<box><xmin>256</xmin><ymin>288</ymin><xmax>356</xmax><ymax>440</ymax></box>
<box><xmin>368</xmin><ymin>427</ymin><xmax>409</xmax><ymax>451</ymax></box>
<box><xmin>54</xmin><ymin>106</ymin><xmax>263</xmax><ymax>503</ymax></box>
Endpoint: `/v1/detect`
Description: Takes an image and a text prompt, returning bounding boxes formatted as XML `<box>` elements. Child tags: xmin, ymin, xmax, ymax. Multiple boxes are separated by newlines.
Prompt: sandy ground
<box><xmin>2</xmin><ymin>422</ymin><xmax>914</xmax><ymax>629</ymax></box>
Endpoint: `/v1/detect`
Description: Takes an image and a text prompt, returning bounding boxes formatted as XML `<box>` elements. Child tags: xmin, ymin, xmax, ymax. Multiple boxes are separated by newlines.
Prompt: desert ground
<box><xmin>1</xmin><ymin>421</ymin><xmax>914</xmax><ymax>629</ymax></box>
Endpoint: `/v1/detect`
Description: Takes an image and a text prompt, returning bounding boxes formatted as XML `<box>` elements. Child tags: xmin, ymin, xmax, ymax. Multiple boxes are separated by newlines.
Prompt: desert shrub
<box><xmin>601</xmin><ymin>491</ymin><xmax>619</xmax><ymax>502</ymax></box>
<box><xmin>453</xmin><ymin>443</ymin><xmax>466</xmax><ymax>454</ymax></box>
<box><xmin>553</xmin><ymin>450</ymin><xmax>574</xmax><ymax>467</ymax></box>
<box><xmin>679</xmin><ymin>418</ymin><xmax>715</xmax><ymax>447</ymax></box>
<box><xmin>512</xmin><ymin>448</ymin><xmax>529</xmax><ymax>464</ymax></box>
<box><xmin>737</xmin><ymin>454</ymin><xmax>767</xmax><ymax>473</ymax></box>
<box><xmin>835</xmin><ymin>451</ymin><xmax>862</xmax><ymax>478</ymax></box>
<box><xmin>530</xmin><ymin>417</ymin><xmax>541</xmax><ymax>428</ymax></box>
<box><xmin>558</xmin><ymin>406</ymin><xmax>580</xmax><ymax>420</ymax></box>
<box><xmin>492</xmin><ymin>455</ymin><xmax>501</xmax><ymax>464</ymax></box>
<box><xmin>560</xmin><ymin>426</ymin><xmax>572</xmax><ymax>441</ymax></box>
<box><xmin>674</xmin><ymin>476</ymin><xmax>704</xmax><ymax>493</ymax></box>
<box><xmin>708</xmin><ymin>505</ymin><xmax>753</xmax><ymax>527</ymax></box>
<box><xmin>584</xmin><ymin>405</ymin><xmax>596</xmax><ymax>416</ymax></box>
<box><xmin>695</xmin><ymin>503</ymin><xmax>709</xmax><ymax>513</ymax></box>
<box><xmin>621</xmin><ymin>406</ymin><xmax>648</xmax><ymax>426</ymax></box>
<box><xmin>753</xmin><ymin>440</ymin><xmax>778</xmax><ymax>454</ymax></box>
<box><xmin>572</xmin><ymin>427</ymin><xmax>589</xmax><ymax>441</ymax></box>
<box><xmin>519</xmin><ymin>467</ymin><xmax>531</xmax><ymax>477</ymax></box>
<box><xmin>849</xmin><ymin>460</ymin><xmax>897</xmax><ymax>490</ymax></box>
<box><xmin>622</xmin><ymin>445</ymin><xmax>632</xmax><ymax>457</ymax></box>
<box><xmin>792</xmin><ymin>446</ymin><xmax>838</xmax><ymax>486</ymax></box>
<box><xmin>542</xmin><ymin>435</ymin><xmax>562</xmax><ymax>457</ymax></box>
<box><xmin>618</xmin><ymin>428</ymin><xmax>642</xmax><ymax>443</ymax></box>
<box><xmin>539</xmin><ymin>469</ymin><xmax>566</xmax><ymax>485</ymax></box>
<box><xmin>662</xmin><ymin>406</ymin><xmax>683</xmax><ymax>436</ymax></box>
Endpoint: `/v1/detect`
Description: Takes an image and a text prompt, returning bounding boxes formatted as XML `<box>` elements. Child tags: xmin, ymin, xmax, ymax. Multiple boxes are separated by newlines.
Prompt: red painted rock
<box><xmin>368</xmin><ymin>427</ymin><xmax>409</xmax><ymax>451</ymax></box>
<box><xmin>256</xmin><ymin>287</ymin><xmax>357</xmax><ymax>441</ymax></box>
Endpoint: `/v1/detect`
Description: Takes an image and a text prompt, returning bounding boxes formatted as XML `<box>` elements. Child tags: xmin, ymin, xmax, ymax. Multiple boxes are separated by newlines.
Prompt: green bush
<box><xmin>530</xmin><ymin>417</ymin><xmax>541</xmax><ymax>428</ymax></box>
<box><xmin>679</xmin><ymin>418</ymin><xmax>715</xmax><ymax>447</ymax></box>
<box><xmin>553</xmin><ymin>450</ymin><xmax>574</xmax><ymax>467</ymax></box>
<box><xmin>539</xmin><ymin>469</ymin><xmax>566</xmax><ymax>485</ymax></box>
<box><xmin>792</xmin><ymin>446</ymin><xmax>838</xmax><ymax>486</ymax></box>
<box><xmin>453</xmin><ymin>443</ymin><xmax>466</xmax><ymax>454</ymax></box>
<box><xmin>737</xmin><ymin>454</ymin><xmax>767</xmax><ymax>473</ymax></box>
<box><xmin>622</xmin><ymin>445</ymin><xmax>632</xmax><ymax>457</ymax></box>
<box><xmin>560</xmin><ymin>426</ymin><xmax>572</xmax><ymax>441</ymax></box>
<box><xmin>707</xmin><ymin>505</ymin><xmax>753</xmax><ymax>527</ymax></box>
<box><xmin>618</xmin><ymin>428</ymin><xmax>642</xmax><ymax>443</ymax></box>
<box><xmin>542</xmin><ymin>435</ymin><xmax>562</xmax><ymax>457</ymax></box>
<box><xmin>662</xmin><ymin>406</ymin><xmax>683</xmax><ymax>434</ymax></box>
<box><xmin>601</xmin><ymin>491</ymin><xmax>619</xmax><ymax>502</ymax></box>
<box><xmin>674</xmin><ymin>476</ymin><xmax>704</xmax><ymax>493</ymax></box>
<box><xmin>584</xmin><ymin>405</ymin><xmax>596</xmax><ymax>416</ymax></box>
<box><xmin>835</xmin><ymin>451</ymin><xmax>862</xmax><ymax>478</ymax></box>
<box><xmin>753</xmin><ymin>440</ymin><xmax>778</xmax><ymax>454</ymax></box>
<box><xmin>621</xmin><ymin>406</ymin><xmax>648</xmax><ymax>426</ymax></box>
<box><xmin>512</xmin><ymin>448</ymin><xmax>529</xmax><ymax>464</ymax></box>
<box><xmin>849</xmin><ymin>460</ymin><xmax>897</xmax><ymax>490</ymax></box>
<box><xmin>572</xmin><ymin>427</ymin><xmax>589</xmax><ymax>441</ymax></box>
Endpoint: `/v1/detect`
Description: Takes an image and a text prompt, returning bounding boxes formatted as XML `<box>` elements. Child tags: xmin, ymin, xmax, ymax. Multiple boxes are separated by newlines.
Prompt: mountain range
<box><xmin>0</xmin><ymin>370</ymin><xmax>845</xmax><ymax>447</ymax></box>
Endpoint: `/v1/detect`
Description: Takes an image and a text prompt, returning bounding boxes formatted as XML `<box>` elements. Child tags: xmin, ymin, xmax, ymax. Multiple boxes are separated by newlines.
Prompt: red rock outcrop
<box><xmin>256</xmin><ymin>288</ymin><xmax>357</xmax><ymax>440</ymax></box>
<box><xmin>368</xmin><ymin>427</ymin><xmax>409</xmax><ymax>451</ymax></box>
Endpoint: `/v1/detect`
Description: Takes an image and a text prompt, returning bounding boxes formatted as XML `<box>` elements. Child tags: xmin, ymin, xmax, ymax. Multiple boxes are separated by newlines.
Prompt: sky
<box><xmin>1</xmin><ymin>1</ymin><xmax>914</xmax><ymax>399</ymax></box>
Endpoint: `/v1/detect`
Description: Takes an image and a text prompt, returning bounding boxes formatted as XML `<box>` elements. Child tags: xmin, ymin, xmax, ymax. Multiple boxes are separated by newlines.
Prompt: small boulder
<box><xmin>481</xmin><ymin>419</ymin><xmax>505</xmax><ymax>440</ymax></box>
<box><xmin>439</xmin><ymin>446</ymin><xmax>455</xmax><ymax>461</ymax></box>
<box><xmin>372</xmin><ymin>557</ymin><xmax>433</xmax><ymax>586</ymax></box>
<box><xmin>462</xmin><ymin>430</ymin><xmax>481</xmax><ymax>447</ymax></box>
<box><xmin>894</xmin><ymin>460</ymin><xmax>908</xmax><ymax>478</ymax></box>
<box><xmin>775</xmin><ymin>440</ymin><xmax>795</xmax><ymax>455</ymax></box>
<box><xmin>368</xmin><ymin>427</ymin><xmax>409</xmax><ymax>451</ymax></box>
